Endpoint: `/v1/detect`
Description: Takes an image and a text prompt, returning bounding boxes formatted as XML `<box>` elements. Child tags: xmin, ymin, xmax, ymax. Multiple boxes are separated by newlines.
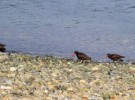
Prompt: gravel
<box><xmin>0</xmin><ymin>52</ymin><xmax>135</xmax><ymax>100</ymax></box>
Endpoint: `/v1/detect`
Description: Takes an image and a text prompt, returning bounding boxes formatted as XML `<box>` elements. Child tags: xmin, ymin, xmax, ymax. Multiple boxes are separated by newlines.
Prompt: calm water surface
<box><xmin>0</xmin><ymin>0</ymin><xmax>135</xmax><ymax>61</ymax></box>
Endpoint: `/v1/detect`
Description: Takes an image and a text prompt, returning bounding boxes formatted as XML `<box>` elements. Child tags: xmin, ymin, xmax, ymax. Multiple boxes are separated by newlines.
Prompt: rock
<box><xmin>82</xmin><ymin>96</ymin><xmax>88</xmax><ymax>100</ymax></box>
<box><xmin>92</xmin><ymin>67</ymin><xmax>99</xmax><ymax>72</ymax></box>
<box><xmin>79</xmin><ymin>80</ymin><xmax>86</xmax><ymax>84</ymax></box>
<box><xmin>7</xmin><ymin>73</ymin><xmax>15</xmax><ymax>78</ymax></box>
<box><xmin>89</xmin><ymin>97</ymin><xmax>103</xmax><ymax>100</ymax></box>
<box><xmin>67</xmin><ymin>87</ymin><xmax>73</xmax><ymax>91</ymax></box>
<box><xmin>5</xmin><ymin>80</ymin><xmax>13</xmax><ymax>85</ymax></box>
<box><xmin>129</xmin><ymin>67</ymin><xmax>135</xmax><ymax>71</ymax></box>
<box><xmin>10</xmin><ymin>67</ymin><xmax>17</xmax><ymax>72</ymax></box>
<box><xmin>67</xmin><ymin>62</ymin><xmax>72</xmax><ymax>65</ymax></box>
<box><xmin>45</xmin><ymin>97</ymin><xmax>53</xmax><ymax>100</ymax></box>
<box><xmin>51</xmin><ymin>73</ymin><xmax>57</xmax><ymax>77</ymax></box>
<box><xmin>1</xmin><ymin>86</ymin><xmax>12</xmax><ymax>90</ymax></box>
<box><xmin>68</xmin><ymin>69</ymin><xmax>72</xmax><ymax>72</ymax></box>
<box><xmin>44</xmin><ymin>89</ymin><xmax>49</xmax><ymax>94</ymax></box>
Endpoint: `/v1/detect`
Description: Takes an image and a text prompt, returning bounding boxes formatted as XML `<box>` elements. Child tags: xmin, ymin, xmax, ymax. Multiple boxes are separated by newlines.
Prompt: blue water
<box><xmin>0</xmin><ymin>0</ymin><xmax>135</xmax><ymax>61</ymax></box>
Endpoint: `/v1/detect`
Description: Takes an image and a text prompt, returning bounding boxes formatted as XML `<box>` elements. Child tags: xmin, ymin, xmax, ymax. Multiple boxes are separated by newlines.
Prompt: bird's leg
<box><xmin>80</xmin><ymin>60</ymin><xmax>83</xmax><ymax>63</ymax></box>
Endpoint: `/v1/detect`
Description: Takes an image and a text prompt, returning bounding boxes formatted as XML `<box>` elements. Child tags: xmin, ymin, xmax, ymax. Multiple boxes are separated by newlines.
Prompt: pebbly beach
<box><xmin>0</xmin><ymin>52</ymin><xmax>134</xmax><ymax>100</ymax></box>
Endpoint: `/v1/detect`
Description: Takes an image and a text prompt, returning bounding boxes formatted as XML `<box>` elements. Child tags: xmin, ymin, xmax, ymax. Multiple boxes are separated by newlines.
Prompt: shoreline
<box><xmin>0</xmin><ymin>52</ymin><xmax>135</xmax><ymax>99</ymax></box>
<box><xmin>4</xmin><ymin>50</ymin><xmax>135</xmax><ymax>63</ymax></box>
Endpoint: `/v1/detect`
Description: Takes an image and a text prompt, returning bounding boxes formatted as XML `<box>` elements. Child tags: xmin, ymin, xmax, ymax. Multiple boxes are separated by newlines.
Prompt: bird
<box><xmin>72</xmin><ymin>51</ymin><xmax>91</xmax><ymax>61</ymax></box>
<box><xmin>0</xmin><ymin>43</ymin><xmax>6</xmax><ymax>52</ymax></box>
<box><xmin>106</xmin><ymin>53</ymin><xmax>125</xmax><ymax>61</ymax></box>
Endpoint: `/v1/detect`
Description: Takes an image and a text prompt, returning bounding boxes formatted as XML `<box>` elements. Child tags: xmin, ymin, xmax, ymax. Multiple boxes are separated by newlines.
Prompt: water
<box><xmin>0</xmin><ymin>0</ymin><xmax>135</xmax><ymax>61</ymax></box>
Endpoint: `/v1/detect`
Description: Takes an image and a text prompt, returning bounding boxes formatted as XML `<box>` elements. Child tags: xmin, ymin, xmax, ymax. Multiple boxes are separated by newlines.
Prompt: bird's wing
<box><xmin>112</xmin><ymin>54</ymin><xmax>125</xmax><ymax>58</ymax></box>
<box><xmin>78</xmin><ymin>53</ymin><xmax>91</xmax><ymax>59</ymax></box>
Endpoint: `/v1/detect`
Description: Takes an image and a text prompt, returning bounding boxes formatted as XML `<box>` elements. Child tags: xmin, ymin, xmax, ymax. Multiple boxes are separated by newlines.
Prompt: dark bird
<box><xmin>106</xmin><ymin>53</ymin><xmax>125</xmax><ymax>61</ymax></box>
<box><xmin>72</xmin><ymin>51</ymin><xmax>91</xmax><ymax>60</ymax></box>
<box><xmin>0</xmin><ymin>43</ymin><xmax>6</xmax><ymax>52</ymax></box>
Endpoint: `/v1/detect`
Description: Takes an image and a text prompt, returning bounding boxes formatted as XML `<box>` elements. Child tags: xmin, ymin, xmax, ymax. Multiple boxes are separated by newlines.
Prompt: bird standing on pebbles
<box><xmin>72</xmin><ymin>51</ymin><xmax>92</xmax><ymax>61</ymax></box>
<box><xmin>106</xmin><ymin>53</ymin><xmax>125</xmax><ymax>61</ymax></box>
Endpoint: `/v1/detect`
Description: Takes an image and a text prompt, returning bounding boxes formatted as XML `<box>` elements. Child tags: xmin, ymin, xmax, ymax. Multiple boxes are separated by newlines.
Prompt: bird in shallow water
<box><xmin>0</xmin><ymin>43</ymin><xmax>6</xmax><ymax>52</ymax></box>
<box><xmin>106</xmin><ymin>53</ymin><xmax>125</xmax><ymax>61</ymax></box>
<box><xmin>72</xmin><ymin>51</ymin><xmax>91</xmax><ymax>61</ymax></box>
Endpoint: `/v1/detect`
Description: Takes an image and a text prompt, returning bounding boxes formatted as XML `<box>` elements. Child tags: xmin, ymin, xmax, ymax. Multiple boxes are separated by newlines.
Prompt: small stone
<box><xmin>92</xmin><ymin>67</ymin><xmax>99</xmax><ymax>72</ymax></box>
<box><xmin>0</xmin><ymin>55</ymin><xmax>8</xmax><ymax>61</ymax></box>
<box><xmin>129</xmin><ymin>67</ymin><xmax>135</xmax><ymax>71</ymax></box>
<box><xmin>89</xmin><ymin>97</ymin><xmax>103</xmax><ymax>100</ymax></box>
<box><xmin>82</xmin><ymin>97</ymin><xmax>88</xmax><ymax>100</ymax></box>
<box><xmin>51</xmin><ymin>73</ymin><xmax>57</xmax><ymax>77</ymax></box>
<box><xmin>67</xmin><ymin>62</ymin><xmax>72</xmax><ymax>65</ymax></box>
<box><xmin>18</xmin><ymin>65</ymin><xmax>24</xmax><ymax>68</ymax></box>
<box><xmin>47</xmin><ymin>81</ymin><xmax>52</xmax><ymax>85</ymax></box>
<box><xmin>10</xmin><ymin>67</ymin><xmax>17</xmax><ymax>71</ymax></box>
<box><xmin>5</xmin><ymin>80</ymin><xmax>12</xmax><ymax>85</ymax></box>
<box><xmin>67</xmin><ymin>87</ymin><xmax>73</xmax><ymax>91</ymax></box>
<box><xmin>1</xmin><ymin>86</ymin><xmax>12</xmax><ymax>90</ymax></box>
<box><xmin>34</xmin><ymin>90</ymin><xmax>44</xmax><ymax>96</ymax></box>
<box><xmin>7</xmin><ymin>74</ymin><xmax>15</xmax><ymax>78</ymax></box>
<box><xmin>79</xmin><ymin>80</ymin><xmax>86</xmax><ymax>84</ymax></box>
<box><xmin>45</xmin><ymin>97</ymin><xmax>52</xmax><ymax>100</ymax></box>
<box><xmin>44</xmin><ymin>89</ymin><xmax>49</xmax><ymax>93</ymax></box>
<box><xmin>68</xmin><ymin>69</ymin><xmax>72</xmax><ymax>72</ymax></box>
<box><xmin>102</xmin><ymin>93</ymin><xmax>110</xmax><ymax>100</ymax></box>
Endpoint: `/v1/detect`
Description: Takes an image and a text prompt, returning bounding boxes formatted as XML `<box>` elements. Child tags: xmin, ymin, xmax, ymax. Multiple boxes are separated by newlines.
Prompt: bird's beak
<box><xmin>72</xmin><ymin>53</ymin><xmax>75</xmax><ymax>57</ymax></box>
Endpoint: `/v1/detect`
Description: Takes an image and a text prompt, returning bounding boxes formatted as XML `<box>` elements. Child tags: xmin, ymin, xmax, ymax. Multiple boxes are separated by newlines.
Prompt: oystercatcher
<box><xmin>106</xmin><ymin>53</ymin><xmax>125</xmax><ymax>61</ymax></box>
<box><xmin>72</xmin><ymin>51</ymin><xmax>91</xmax><ymax>60</ymax></box>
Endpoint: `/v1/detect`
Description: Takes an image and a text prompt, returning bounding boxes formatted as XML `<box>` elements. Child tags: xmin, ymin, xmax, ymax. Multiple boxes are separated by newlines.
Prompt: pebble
<box><xmin>79</xmin><ymin>80</ymin><xmax>86</xmax><ymax>84</ymax></box>
<box><xmin>129</xmin><ymin>67</ymin><xmax>135</xmax><ymax>71</ymax></box>
<box><xmin>5</xmin><ymin>80</ymin><xmax>12</xmax><ymax>85</ymax></box>
<box><xmin>0</xmin><ymin>53</ymin><xmax>134</xmax><ymax>99</ymax></box>
<box><xmin>92</xmin><ymin>67</ymin><xmax>99</xmax><ymax>72</ymax></box>
<box><xmin>1</xmin><ymin>86</ymin><xmax>12</xmax><ymax>90</ymax></box>
<box><xmin>10</xmin><ymin>67</ymin><xmax>17</xmax><ymax>72</ymax></box>
<box><xmin>67</xmin><ymin>87</ymin><xmax>73</xmax><ymax>91</ymax></box>
<box><xmin>51</xmin><ymin>73</ymin><xmax>57</xmax><ymax>77</ymax></box>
